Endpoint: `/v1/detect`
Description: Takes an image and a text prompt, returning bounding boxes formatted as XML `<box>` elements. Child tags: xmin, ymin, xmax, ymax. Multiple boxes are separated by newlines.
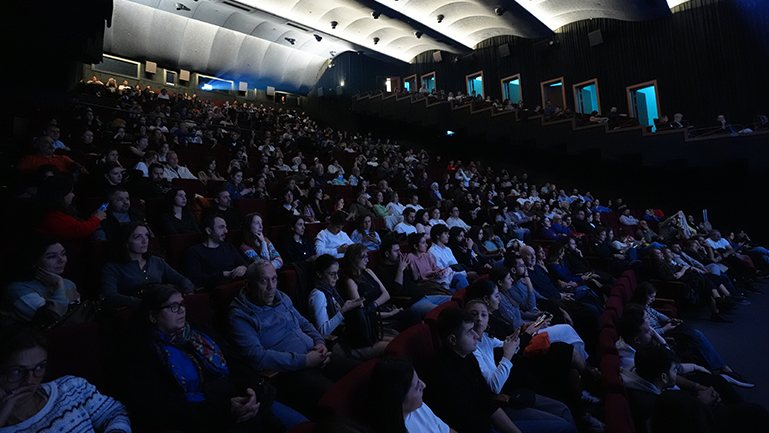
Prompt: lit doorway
<box><xmin>541</xmin><ymin>77</ymin><xmax>566</xmax><ymax>111</ymax></box>
<box><xmin>466</xmin><ymin>71</ymin><xmax>484</xmax><ymax>98</ymax></box>
<box><xmin>384</xmin><ymin>77</ymin><xmax>401</xmax><ymax>93</ymax></box>
<box><xmin>573</xmin><ymin>79</ymin><xmax>601</xmax><ymax>114</ymax></box>
<box><xmin>501</xmin><ymin>74</ymin><xmax>521</xmax><ymax>104</ymax></box>
<box><xmin>627</xmin><ymin>80</ymin><xmax>660</xmax><ymax>130</ymax></box>
<box><xmin>404</xmin><ymin>75</ymin><xmax>417</xmax><ymax>93</ymax></box>
<box><xmin>421</xmin><ymin>72</ymin><xmax>436</xmax><ymax>93</ymax></box>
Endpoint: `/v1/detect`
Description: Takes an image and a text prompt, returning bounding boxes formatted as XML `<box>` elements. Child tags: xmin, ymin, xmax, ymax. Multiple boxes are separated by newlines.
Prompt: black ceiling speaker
<box><xmin>588</xmin><ymin>29</ymin><xmax>603</xmax><ymax>47</ymax></box>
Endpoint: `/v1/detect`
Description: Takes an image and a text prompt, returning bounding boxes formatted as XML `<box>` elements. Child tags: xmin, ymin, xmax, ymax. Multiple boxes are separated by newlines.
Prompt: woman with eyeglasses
<box><xmin>308</xmin><ymin>254</ymin><xmax>389</xmax><ymax>360</ymax></box>
<box><xmin>0</xmin><ymin>327</ymin><xmax>131</xmax><ymax>431</ymax></box>
<box><xmin>124</xmin><ymin>284</ymin><xmax>306</xmax><ymax>432</ymax></box>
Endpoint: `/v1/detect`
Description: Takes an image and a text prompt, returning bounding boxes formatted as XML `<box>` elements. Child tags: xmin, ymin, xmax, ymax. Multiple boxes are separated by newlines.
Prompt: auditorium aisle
<box><xmin>681</xmin><ymin>280</ymin><xmax>769</xmax><ymax>405</ymax></box>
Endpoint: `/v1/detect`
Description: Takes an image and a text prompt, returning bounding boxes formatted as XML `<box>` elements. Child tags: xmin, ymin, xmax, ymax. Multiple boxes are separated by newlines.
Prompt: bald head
<box><xmin>520</xmin><ymin>245</ymin><xmax>536</xmax><ymax>268</ymax></box>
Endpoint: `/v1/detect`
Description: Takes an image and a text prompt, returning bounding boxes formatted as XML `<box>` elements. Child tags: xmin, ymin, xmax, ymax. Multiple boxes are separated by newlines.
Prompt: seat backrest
<box><xmin>366</xmin><ymin>249</ymin><xmax>382</xmax><ymax>271</ymax></box>
<box><xmin>44</xmin><ymin>321</ymin><xmax>104</xmax><ymax>389</ymax></box>
<box><xmin>451</xmin><ymin>288</ymin><xmax>468</xmax><ymax>308</ymax></box>
<box><xmin>600</xmin><ymin>309</ymin><xmax>617</xmax><ymax>329</ymax></box>
<box><xmin>599</xmin><ymin>327</ymin><xmax>619</xmax><ymax>357</ymax></box>
<box><xmin>318</xmin><ymin>359</ymin><xmax>378</xmax><ymax>421</ymax></box>
<box><xmin>210</xmin><ymin>281</ymin><xmax>246</xmax><ymax>325</ymax></box>
<box><xmin>185</xmin><ymin>292</ymin><xmax>213</xmax><ymax>326</ymax></box>
<box><xmin>384</xmin><ymin>324</ymin><xmax>435</xmax><ymax>376</ymax></box>
<box><xmin>162</xmin><ymin>233</ymin><xmax>207</xmax><ymax>271</ymax></box>
<box><xmin>424</xmin><ymin>301</ymin><xmax>458</xmax><ymax>348</ymax></box>
<box><xmin>605</xmin><ymin>393</ymin><xmax>636</xmax><ymax>433</ymax></box>
<box><xmin>605</xmin><ymin>296</ymin><xmax>624</xmax><ymax>317</ymax></box>
<box><xmin>600</xmin><ymin>354</ymin><xmax>626</xmax><ymax>395</ymax></box>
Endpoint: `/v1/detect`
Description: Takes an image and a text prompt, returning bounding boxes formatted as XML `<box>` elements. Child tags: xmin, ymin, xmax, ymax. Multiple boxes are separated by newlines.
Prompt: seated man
<box><xmin>18</xmin><ymin>136</ymin><xmax>84</xmax><ymax>174</ymax></box>
<box><xmin>428</xmin><ymin>224</ymin><xmax>470</xmax><ymax>290</ymax></box>
<box><xmin>446</xmin><ymin>206</ymin><xmax>471</xmax><ymax>231</ymax></box>
<box><xmin>404</xmin><ymin>193</ymin><xmax>423</xmax><ymax>212</ymax></box>
<box><xmin>423</xmin><ymin>307</ymin><xmax>523</xmax><ymax>433</ymax></box>
<box><xmin>93</xmin><ymin>187</ymin><xmax>151</xmax><ymax>240</ymax></box>
<box><xmin>134</xmin><ymin>162</ymin><xmax>173</xmax><ymax>199</ymax></box>
<box><xmin>374</xmin><ymin>237</ymin><xmax>450</xmax><ymax>317</ymax></box>
<box><xmin>619</xmin><ymin>209</ymin><xmax>639</xmax><ymax>226</ymax></box>
<box><xmin>184</xmin><ymin>215</ymin><xmax>247</xmax><ymax>288</ymax></box>
<box><xmin>394</xmin><ymin>207</ymin><xmax>418</xmax><ymax>235</ymax></box>
<box><xmin>227</xmin><ymin>261</ymin><xmax>358</xmax><ymax>417</ymax></box>
<box><xmin>623</xmin><ymin>344</ymin><xmax>769</xmax><ymax>433</ymax></box>
<box><xmin>202</xmin><ymin>187</ymin><xmax>242</xmax><ymax>230</ymax></box>
<box><xmin>163</xmin><ymin>151</ymin><xmax>198</xmax><ymax>180</ymax></box>
<box><xmin>314</xmin><ymin>211</ymin><xmax>354</xmax><ymax>258</ymax></box>
<box><xmin>616</xmin><ymin>305</ymin><xmax>746</xmax><ymax>411</ymax></box>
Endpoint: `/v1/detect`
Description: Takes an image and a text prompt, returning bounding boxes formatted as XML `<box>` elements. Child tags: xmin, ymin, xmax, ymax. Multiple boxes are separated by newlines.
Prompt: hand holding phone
<box><xmin>98</xmin><ymin>203</ymin><xmax>109</xmax><ymax>212</ymax></box>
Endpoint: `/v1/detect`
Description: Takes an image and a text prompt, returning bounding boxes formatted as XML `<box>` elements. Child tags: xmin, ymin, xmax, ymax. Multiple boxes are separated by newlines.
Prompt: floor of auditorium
<box><xmin>677</xmin><ymin>280</ymin><xmax>769</xmax><ymax>405</ymax></box>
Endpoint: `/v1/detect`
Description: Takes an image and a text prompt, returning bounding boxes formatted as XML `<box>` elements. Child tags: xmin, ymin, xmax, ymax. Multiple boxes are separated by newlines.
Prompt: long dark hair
<box><xmin>339</xmin><ymin>243</ymin><xmax>368</xmax><ymax>283</ymax></box>
<box><xmin>242</xmin><ymin>212</ymin><xmax>266</xmax><ymax>251</ymax></box>
<box><xmin>369</xmin><ymin>357</ymin><xmax>414</xmax><ymax>433</ymax></box>
<box><xmin>13</xmin><ymin>236</ymin><xmax>63</xmax><ymax>282</ymax></box>
<box><xmin>117</xmin><ymin>221</ymin><xmax>153</xmax><ymax>262</ymax></box>
<box><xmin>163</xmin><ymin>187</ymin><xmax>187</xmax><ymax>214</ymax></box>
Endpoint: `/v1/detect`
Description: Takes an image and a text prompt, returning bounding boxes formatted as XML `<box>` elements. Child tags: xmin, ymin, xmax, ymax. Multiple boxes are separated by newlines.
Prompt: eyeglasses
<box><xmin>158</xmin><ymin>301</ymin><xmax>186</xmax><ymax>313</ymax></box>
<box><xmin>2</xmin><ymin>362</ymin><xmax>47</xmax><ymax>383</ymax></box>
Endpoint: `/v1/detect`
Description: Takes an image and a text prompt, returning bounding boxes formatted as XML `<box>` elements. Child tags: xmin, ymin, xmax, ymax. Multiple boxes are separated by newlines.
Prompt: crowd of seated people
<box><xmin>3</xmin><ymin>74</ymin><xmax>769</xmax><ymax>433</ymax></box>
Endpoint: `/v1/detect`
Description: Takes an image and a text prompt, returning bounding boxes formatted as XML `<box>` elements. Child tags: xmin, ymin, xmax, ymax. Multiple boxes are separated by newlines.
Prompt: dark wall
<box><xmin>314</xmin><ymin>0</ymin><xmax>769</xmax><ymax>127</ymax></box>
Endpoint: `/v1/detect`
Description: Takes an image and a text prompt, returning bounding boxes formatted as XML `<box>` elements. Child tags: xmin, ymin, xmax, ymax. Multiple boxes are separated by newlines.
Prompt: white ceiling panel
<box><xmin>515</xmin><ymin>0</ymin><xmax>671</xmax><ymax>30</ymax></box>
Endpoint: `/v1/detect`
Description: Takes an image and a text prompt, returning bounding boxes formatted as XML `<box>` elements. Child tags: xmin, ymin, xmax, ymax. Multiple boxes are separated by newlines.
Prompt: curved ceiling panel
<box><xmin>238</xmin><ymin>0</ymin><xmax>462</xmax><ymax>61</ymax></box>
<box><xmin>374</xmin><ymin>0</ymin><xmax>552</xmax><ymax>47</ymax></box>
<box><xmin>105</xmin><ymin>0</ymin><xmax>329</xmax><ymax>93</ymax></box>
<box><xmin>513</xmin><ymin>0</ymin><xmax>671</xmax><ymax>30</ymax></box>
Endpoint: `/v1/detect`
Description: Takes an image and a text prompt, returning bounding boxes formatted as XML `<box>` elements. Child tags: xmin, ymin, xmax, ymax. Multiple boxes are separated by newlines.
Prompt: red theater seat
<box><xmin>384</xmin><ymin>324</ymin><xmax>435</xmax><ymax>376</ymax></box>
<box><xmin>605</xmin><ymin>393</ymin><xmax>636</xmax><ymax>433</ymax></box>
<box><xmin>318</xmin><ymin>359</ymin><xmax>378</xmax><ymax>421</ymax></box>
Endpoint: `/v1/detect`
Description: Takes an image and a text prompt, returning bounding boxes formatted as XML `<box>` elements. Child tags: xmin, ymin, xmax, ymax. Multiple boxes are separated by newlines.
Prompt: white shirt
<box><xmin>405</xmin><ymin>404</ymin><xmax>451</xmax><ymax>433</ymax></box>
<box><xmin>315</xmin><ymin>229</ymin><xmax>354</xmax><ymax>258</ymax></box>
<box><xmin>163</xmin><ymin>165</ymin><xmax>198</xmax><ymax>180</ymax></box>
<box><xmin>446</xmin><ymin>217</ymin><xmax>470</xmax><ymax>231</ymax></box>
<box><xmin>619</xmin><ymin>215</ymin><xmax>639</xmax><ymax>226</ymax></box>
<box><xmin>706</xmin><ymin>238</ymin><xmax>730</xmax><ymax>250</ymax></box>
<box><xmin>429</xmin><ymin>244</ymin><xmax>458</xmax><ymax>269</ymax></box>
<box><xmin>307</xmin><ymin>289</ymin><xmax>344</xmax><ymax>334</ymax></box>
<box><xmin>429</xmin><ymin>218</ymin><xmax>448</xmax><ymax>227</ymax></box>
<box><xmin>405</xmin><ymin>204</ymin><xmax>423</xmax><ymax>212</ymax></box>
<box><xmin>395</xmin><ymin>223</ymin><xmax>417</xmax><ymax>235</ymax></box>
<box><xmin>473</xmin><ymin>333</ymin><xmax>513</xmax><ymax>394</ymax></box>
<box><xmin>387</xmin><ymin>202</ymin><xmax>405</xmax><ymax>216</ymax></box>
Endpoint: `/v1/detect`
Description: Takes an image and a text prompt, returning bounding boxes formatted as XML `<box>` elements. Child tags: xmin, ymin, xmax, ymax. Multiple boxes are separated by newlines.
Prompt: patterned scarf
<box><xmin>152</xmin><ymin>324</ymin><xmax>229</xmax><ymax>400</ymax></box>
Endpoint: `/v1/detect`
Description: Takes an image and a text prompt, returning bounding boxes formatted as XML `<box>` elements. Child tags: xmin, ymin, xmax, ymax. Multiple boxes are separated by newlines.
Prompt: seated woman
<box><xmin>124</xmin><ymin>284</ymin><xmax>306</xmax><ymax>432</ymax></box>
<box><xmin>350</xmin><ymin>213</ymin><xmax>381</xmax><ymax>251</ymax></box>
<box><xmin>414</xmin><ymin>209</ymin><xmax>431</xmax><ymax>238</ymax></box>
<box><xmin>466</xmin><ymin>299</ymin><xmax>578</xmax><ymax>433</ymax></box>
<box><xmin>428</xmin><ymin>207</ymin><xmax>447</xmax><ymax>227</ymax></box>
<box><xmin>35</xmin><ymin>176</ymin><xmax>106</xmax><ymax>240</ymax></box>
<box><xmin>308</xmin><ymin>255</ymin><xmax>387</xmax><ymax>360</ymax></box>
<box><xmin>2</xmin><ymin>238</ymin><xmax>80</xmax><ymax>326</ymax></box>
<box><xmin>385</xmin><ymin>191</ymin><xmax>405</xmax><ymax>220</ymax></box>
<box><xmin>649</xmin><ymin>248</ymin><xmax>733</xmax><ymax>322</ymax></box>
<box><xmin>279</xmin><ymin>188</ymin><xmax>302</xmax><ymax>219</ymax></box>
<box><xmin>0</xmin><ymin>328</ymin><xmax>131</xmax><ymax>431</ymax></box>
<box><xmin>158</xmin><ymin>187</ymin><xmax>200</xmax><ymax>236</ymax></box>
<box><xmin>369</xmin><ymin>356</ymin><xmax>455</xmax><ymax>433</ymax></box>
<box><xmin>241</xmin><ymin>213</ymin><xmax>283</xmax><ymax>269</ymax></box>
<box><xmin>276</xmin><ymin>215</ymin><xmax>316</xmax><ymax>266</ymax></box>
<box><xmin>629</xmin><ymin>282</ymin><xmax>753</xmax><ymax>388</ymax></box>
<box><xmin>545</xmin><ymin>243</ymin><xmax>604</xmax><ymax>296</ymax></box>
<box><xmin>468</xmin><ymin>226</ymin><xmax>504</xmax><ymax>265</ymax></box>
<box><xmin>407</xmin><ymin>233</ymin><xmax>466</xmax><ymax>293</ymax></box>
<box><xmin>537</xmin><ymin>244</ymin><xmax>603</xmax><ymax>317</ymax></box>
<box><xmin>102</xmin><ymin>222</ymin><xmax>194</xmax><ymax>307</ymax></box>
<box><xmin>372</xmin><ymin>190</ymin><xmax>400</xmax><ymax>230</ymax></box>
<box><xmin>466</xmin><ymin>280</ymin><xmax>601</xmax><ymax>429</ymax></box>
<box><xmin>225</xmin><ymin>167</ymin><xmax>255</xmax><ymax>199</ymax></box>
<box><xmin>197</xmin><ymin>156</ymin><xmax>226</xmax><ymax>184</ymax></box>
<box><xmin>253</xmin><ymin>176</ymin><xmax>270</xmax><ymax>200</ymax></box>
<box><xmin>482</xmin><ymin>226</ymin><xmax>506</xmax><ymax>256</ymax></box>
<box><xmin>303</xmin><ymin>187</ymin><xmax>328</xmax><ymax>223</ymax></box>
<box><xmin>340</xmin><ymin>244</ymin><xmax>417</xmax><ymax>332</ymax></box>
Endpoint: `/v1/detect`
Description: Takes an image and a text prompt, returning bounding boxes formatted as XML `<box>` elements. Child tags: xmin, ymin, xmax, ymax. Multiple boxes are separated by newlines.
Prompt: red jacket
<box><xmin>36</xmin><ymin>211</ymin><xmax>101</xmax><ymax>240</ymax></box>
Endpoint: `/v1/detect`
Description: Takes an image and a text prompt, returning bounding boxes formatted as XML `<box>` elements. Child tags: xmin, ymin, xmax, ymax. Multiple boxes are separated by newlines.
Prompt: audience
<box><xmin>184</xmin><ymin>215</ymin><xmax>247</xmax><ymax>288</ymax></box>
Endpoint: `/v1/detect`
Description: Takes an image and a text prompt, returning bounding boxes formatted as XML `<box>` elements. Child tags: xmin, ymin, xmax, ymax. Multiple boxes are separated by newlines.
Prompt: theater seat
<box><xmin>599</xmin><ymin>327</ymin><xmax>619</xmax><ymax>357</ymax></box>
<box><xmin>384</xmin><ymin>324</ymin><xmax>435</xmax><ymax>376</ymax></box>
<box><xmin>286</xmin><ymin>422</ymin><xmax>315</xmax><ymax>433</ymax></box>
<box><xmin>184</xmin><ymin>292</ymin><xmax>213</xmax><ymax>326</ymax></box>
<box><xmin>318</xmin><ymin>359</ymin><xmax>378</xmax><ymax>421</ymax></box>
<box><xmin>451</xmin><ymin>287</ymin><xmax>468</xmax><ymax>308</ymax></box>
<box><xmin>424</xmin><ymin>301</ymin><xmax>458</xmax><ymax>348</ymax></box>
<box><xmin>210</xmin><ymin>281</ymin><xmax>246</xmax><ymax>325</ymax></box>
<box><xmin>44</xmin><ymin>321</ymin><xmax>104</xmax><ymax>389</ymax></box>
<box><xmin>162</xmin><ymin>233</ymin><xmax>207</xmax><ymax>271</ymax></box>
<box><xmin>605</xmin><ymin>296</ymin><xmax>624</xmax><ymax>317</ymax></box>
<box><xmin>600</xmin><ymin>309</ymin><xmax>617</xmax><ymax>329</ymax></box>
<box><xmin>605</xmin><ymin>393</ymin><xmax>636</xmax><ymax>433</ymax></box>
<box><xmin>366</xmin><ymin>249</ymin><xmax>381</xmax><ymax>270</ymax></box>
<box><xmin>600</xmin><ymin>354</ymin><xmax>626</xmax><ymax>395</ymax></box>
<box><xmin>172</xmin><ymin>178</ymin><xmax>208</xmax><ymax>197</ymax></box>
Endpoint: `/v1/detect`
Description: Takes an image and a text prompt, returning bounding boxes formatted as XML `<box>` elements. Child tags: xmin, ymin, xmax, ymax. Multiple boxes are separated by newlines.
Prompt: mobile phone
<box><xmin>98</xmin><ymin>203</ymin><xmax>108</xmax><ymax>212</ymax></box>
<box><xmin>509</xmin><ymin>328</ymin><xmax>521</xmax><ymax>341</ymax></box>
<box><xmin>533</xmin><ymin>311</ymin><xmax>553</xmax><ymax>328</ymax></box>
